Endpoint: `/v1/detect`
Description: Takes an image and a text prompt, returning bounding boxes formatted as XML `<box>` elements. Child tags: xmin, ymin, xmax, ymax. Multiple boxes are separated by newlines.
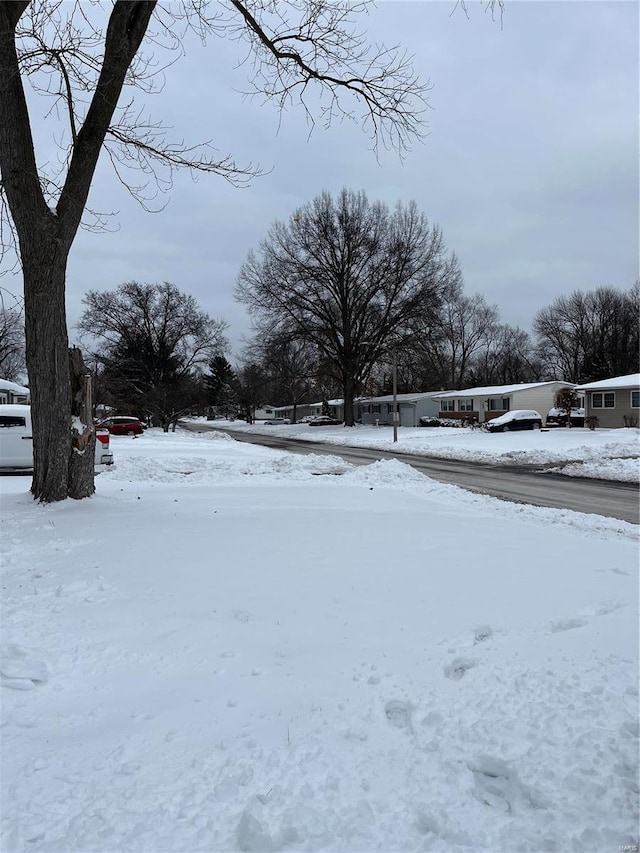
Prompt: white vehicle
<box><xmin>263</xmin><ymin>417</ymin><xmax>291</xmax><ymax>425</ymax></box>
<box><xmin>0</xmin><ymin>404</ymin><xmax>113</xmax><ymax>470</ymax></box>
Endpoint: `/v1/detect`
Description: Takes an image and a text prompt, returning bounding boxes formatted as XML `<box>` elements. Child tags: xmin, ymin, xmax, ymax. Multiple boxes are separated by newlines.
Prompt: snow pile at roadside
<box><xmin>207</xmin><ymin>419</ymin><xmax>640</xmax><ymax>481</ymax></box>
<box><xmin>547</xmin><ymin>457</ymin><xmax>640</xmax><ymax>482</ymax></box>
<box><xmin>1</xmin><ymin>432</ymin><xmax>638</xmax><ymax>852</ymax></box>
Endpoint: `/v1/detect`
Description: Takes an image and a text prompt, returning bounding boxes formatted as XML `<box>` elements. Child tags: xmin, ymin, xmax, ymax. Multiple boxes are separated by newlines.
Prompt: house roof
<box><xmin>360</xmin><ymin>391</ymin><xmax>441</xmax><ymax>404</ymax></box>
<box><xmin>0</xmin><ymin>378</ymin><xmax>29</xmax><ymax>395</ymax></box>
<box><xmin>432</xmin><ymin>381</ymin><xmax>572</xmax><ymax>400</ymax></box>
<box><xmin>574</xmin><ymin>373</ymin><xmax>640</xmax><ymax>391</ymax></box>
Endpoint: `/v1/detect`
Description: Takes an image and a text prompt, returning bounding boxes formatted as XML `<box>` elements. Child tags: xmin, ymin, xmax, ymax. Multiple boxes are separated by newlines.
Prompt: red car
<box><xmin>97</xmin><ymin>416</ymin><xmax>144</xmax><ymax>436</ymax></box>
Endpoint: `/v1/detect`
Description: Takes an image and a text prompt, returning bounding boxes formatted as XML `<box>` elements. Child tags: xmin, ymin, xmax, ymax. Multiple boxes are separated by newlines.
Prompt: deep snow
<box><xmin>1</xmin><ymin>428</ymin><xmax>638</xmax><ymax>852</ymax></box>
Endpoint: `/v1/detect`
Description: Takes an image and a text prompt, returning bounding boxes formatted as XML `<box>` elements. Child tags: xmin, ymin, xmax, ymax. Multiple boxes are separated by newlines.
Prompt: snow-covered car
<box><xmin>485</xmin><ymin>410</ymin><xmax>543</xmax><ymax>433</ymax></box>
<box><xmin>0</xmin><ymin>404</ymin><xmax>113</xmax><ymax>469</ymax></box>
<box><xmin>308</xmin><ymin>415</ymin><xmax>343</xmax><ymax>426</ymax></box>
<box><xmin>263</xmin><ymin>417</ymin><xmax>291</xmax><ymax>425</ymax></box>
<box><xmin>545</xmin><ymin>407</ymin><xmax>585</xmax><ymax>427</ymax></box>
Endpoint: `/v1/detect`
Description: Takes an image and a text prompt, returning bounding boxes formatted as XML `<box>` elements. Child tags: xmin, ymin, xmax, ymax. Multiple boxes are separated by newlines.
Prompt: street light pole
<box><xmin>392</xmin><ymin>347</ymin><xmax>398</xmax><ymax>443</ymax></box>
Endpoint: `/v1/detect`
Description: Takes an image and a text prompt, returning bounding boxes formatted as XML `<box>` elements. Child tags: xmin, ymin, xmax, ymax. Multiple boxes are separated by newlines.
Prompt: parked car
<box><xmin>95</xmin><ymin>428</ymin><xmax>115</xmax><ymax>465</ymax></box>
<box><xmin>545</xmin><ymin>407</ymin><xmax>585</xmax><ymax>427</ymax></box>
<box><xmin>0</xmin><ymin>404</ymin><xmax>114</xmax><ymax>469</ymax></box>
<box><xmin>485</xmin><ymin>410</ymin><xmax>543</xmax><ymax>433</ymax></box>
<box><xmin>96</xmin><ymin>415</ymin><xmax>144</xmax><ymax>435</ymax></box>
<box><xmin>263</xmin><ymin>417</ymin><xmax>291</xmax><ymax>425</ymax></box>
<box><xmin>308</xmin><ymin>415</ymin><xmax>343</xmax><ymax>426</ymax></box>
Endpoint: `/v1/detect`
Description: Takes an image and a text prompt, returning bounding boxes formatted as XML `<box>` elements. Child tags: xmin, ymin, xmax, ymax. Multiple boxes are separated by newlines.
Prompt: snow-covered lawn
<box><xmin>207</xmin><ymin>419</ymin><xmax>640</xmax><ymax>483</ymax></box>
<box><xmin>1</xmin><ymin>429</ymin><xmax>638</xmax><ymax>852</ymax></box>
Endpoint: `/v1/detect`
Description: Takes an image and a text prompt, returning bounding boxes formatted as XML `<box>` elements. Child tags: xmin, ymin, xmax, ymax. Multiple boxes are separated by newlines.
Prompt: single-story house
<box><xmin>359</xmin><ymin>392</ymin><xmax>441</xmax><ymax>427</ymax></box>
<box><xmin>0</xmin><ymin>378</ymin><xmax>30</xmax><ymax>404</ymax></box>
<box><xmin>253</xmin><ymin>405</ymin><xmax>277</xmax><ymax>421</ymax></box>
<box><xmin>308</xmin><ymin>399</ymin><xmax>353</xmax><ymax>421</ymax></box>
<box><xmin>272</xmin><ymin>402</ymin><xmax>315</xmax><ymax>422</ymax></box>
<box><xmin>574</xmin><ymin>373</ymin><xmax>640</xmax><ymax>429</ymax></box>
<box><xmin>431</xmin><ymin>381</ymin><xmax>576</xmax><ymax>424</ymax></box>
<box><xmin>275</xmin><ymin>399</ymin><xmax>361</xmax><ymax>423</ymax></box>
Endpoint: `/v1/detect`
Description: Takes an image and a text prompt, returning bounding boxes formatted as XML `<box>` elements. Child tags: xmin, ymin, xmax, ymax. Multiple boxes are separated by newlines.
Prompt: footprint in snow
<box><xmin>467</xmin><ymin>755</ymin><xmax>548</xmax><ymax>813</ymax></box>
<box><xmin>444</xmin><ymin>657</ymin><xmax>476</xmax><ymax>681</ymax></box>
<box><xmin>473</xmin><ymin>625</ymin><xmax>493</xmax><ymax>644</ymax></box>
<box><xmin>0</xmin><ymin>644</ymin><xmax>49</xmax><ymax>690</ymax></box>
<box><xmin>551</xmin><ymin>602</ymin><xmax>625</xmax><ymax>632</ymax></box>
<box><xmin>548</xmin><ymin>617</ymin><xmax>588</xmax><ymax>633</ymax></box>
<box><xmin>384</xmin><ymin>700</ymin><xmax>412</xmax><ymax>730</ymax></box>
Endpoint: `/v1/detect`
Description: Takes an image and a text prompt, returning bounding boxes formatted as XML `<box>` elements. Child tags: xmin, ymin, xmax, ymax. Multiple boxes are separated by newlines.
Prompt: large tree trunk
<box><xmin>23</xmin><ymin>244</ymin><xmax>94</xmax><ymax>502</ymax></box>
<box><xmin>23</xmin><ymin>243</ymin><xmax>74</xmax><ymax>502</ymax></box>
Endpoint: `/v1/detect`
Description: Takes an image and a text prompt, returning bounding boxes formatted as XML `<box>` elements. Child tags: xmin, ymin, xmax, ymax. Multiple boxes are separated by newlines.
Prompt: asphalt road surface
<box><xmin>181</xmin><ymin>422</ymin><xmax>639</xmax><ymax>524</ymax></box>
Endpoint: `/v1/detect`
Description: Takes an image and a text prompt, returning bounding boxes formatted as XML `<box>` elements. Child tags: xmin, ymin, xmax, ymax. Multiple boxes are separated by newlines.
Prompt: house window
<box><xmin>592</xmin><ymin>392</ymin><xmax>615</xmax><ymax>409</ymax></box>
<box><xmin>458</xmin><ymin>399</ymin><xmax>473</xmax><ymax>412</ymax></box>
<box><xmin>441</xmin><ymin>400</ymin><xmax>455</xmax><ymax>412</ymax></box>
<box><xmin>372</xmin><ymin>404</ymin><xmax>381</xmax><ymax>414</ymax></box>
<box><xmin>631</xmin><ymin>391</ymin><xmax>639</xmax><ymax>409</ymax></box>
<box><xmin>386</xmin><ymin>404</ymin><xmax>394</xmax><ymax>415</ymax></box>
<box><xmin>488</xmin><ymin>398</ymin><xmax>509</xmax><ymax>411</ymax></box>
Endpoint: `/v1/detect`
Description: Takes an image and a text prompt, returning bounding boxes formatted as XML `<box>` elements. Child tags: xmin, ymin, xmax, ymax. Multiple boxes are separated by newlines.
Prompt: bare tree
<box><xmin>236</xmin><ymin>189</ymin><xmax>460</xmax><ymax>425</ymax></box>
<box><xmin>78</xmin><ymin>281</ymin><xmax>228</xmax><ymax>431</ymax></box>
<box><xmin>258</xmin><ymin>337</ymin><xmax>318</xmax><ymax>422</ymax></box>
<box><xmin>0</xmin><ymin>0</ymin><xmax>429</xmax><ymax>501</ymax></box>
<box><xmin>467</xmin><ymin>324</ymin><xmax>542</xmax><ymax>386</ymax></box>
<box><xmin>411</xmin><ymin>282</ymin><xmax>499</xmax><ymax>389</ymax></box>
<box><xmin>0</xmin><ymin>291</ymin><xmax>26</xmax><ymax>381</ymax></box>
<box><xmin>534</xmin><ymin>284</ymin><xmax>639</xmax><ymax>382</ymax></box>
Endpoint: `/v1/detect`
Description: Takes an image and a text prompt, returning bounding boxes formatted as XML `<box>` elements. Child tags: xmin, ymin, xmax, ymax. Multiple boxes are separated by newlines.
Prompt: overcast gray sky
<box><xmin>19</xmin><ymin>1</ymin><xmax>640</xmax><ymax>359</ymax></box>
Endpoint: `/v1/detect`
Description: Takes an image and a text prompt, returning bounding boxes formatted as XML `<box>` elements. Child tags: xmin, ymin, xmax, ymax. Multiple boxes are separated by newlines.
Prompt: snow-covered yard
<box><xmin>204</xmin><ymin>419</ymin><xmax>640</xmax><ymax>483</ymax></box>
<box><xmin>1</xmin><ymin>429</ymin><xmax>638</xmax><ymax>852</ymax></box>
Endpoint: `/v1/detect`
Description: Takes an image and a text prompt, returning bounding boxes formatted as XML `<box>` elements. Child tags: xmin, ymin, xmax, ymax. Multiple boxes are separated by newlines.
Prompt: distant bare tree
<box><xmin>78</xmin><ymin>281</ymin><xmax>228</xmax><ymax>431</ymax></box>
<box><xmin>467</xmin><ymin>324</ymin><xmax>542</xmax><ymax>386</ymax></box>
<box><xmin>236</xmin><ymin>361</ymin><xmax>270</xmax><ymax>423</ymax></box>
<box><xmin>236</xmin><ymin>189</ymin><xmax>460</xmax><ymax>425</ymax></box>
<box><xmin>0</xmin><ymin>293</ymin><xmax>26</xmax><ymax>381</ymax></box>
<box><xmin>534</xmin><ymin>284</ymin><xmax>639</xmax><ymax>382</ymax></box>
<box><xmin>259</xmin><ymin>338</ymin><xmax>319</xmax><ymax>421</ymax></box>
<box><xmin>0</xmin><ymin>0</ymin><xmax>429</xmax><ymax>501</ymax></box>
<box><xmin>411</xmin><ymin>283</ymin><xmax>498</xmax><ymax>390</ymax></box>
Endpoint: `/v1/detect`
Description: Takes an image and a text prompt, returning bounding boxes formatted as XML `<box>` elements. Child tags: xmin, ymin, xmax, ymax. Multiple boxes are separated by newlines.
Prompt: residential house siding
<box><xmin>575</xmin><ymin>374</ymin><xmax>640</xmax><ymax>429</ymax></box>
<box><xmin>359</xmin><ymin>392</ymin><xmax>440</xmax><ymax>427</ymax></box>
<box><xmin>433</xmin><ymin>382</ymin><xmax>574</xmax><ymax>424</ymax></box>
